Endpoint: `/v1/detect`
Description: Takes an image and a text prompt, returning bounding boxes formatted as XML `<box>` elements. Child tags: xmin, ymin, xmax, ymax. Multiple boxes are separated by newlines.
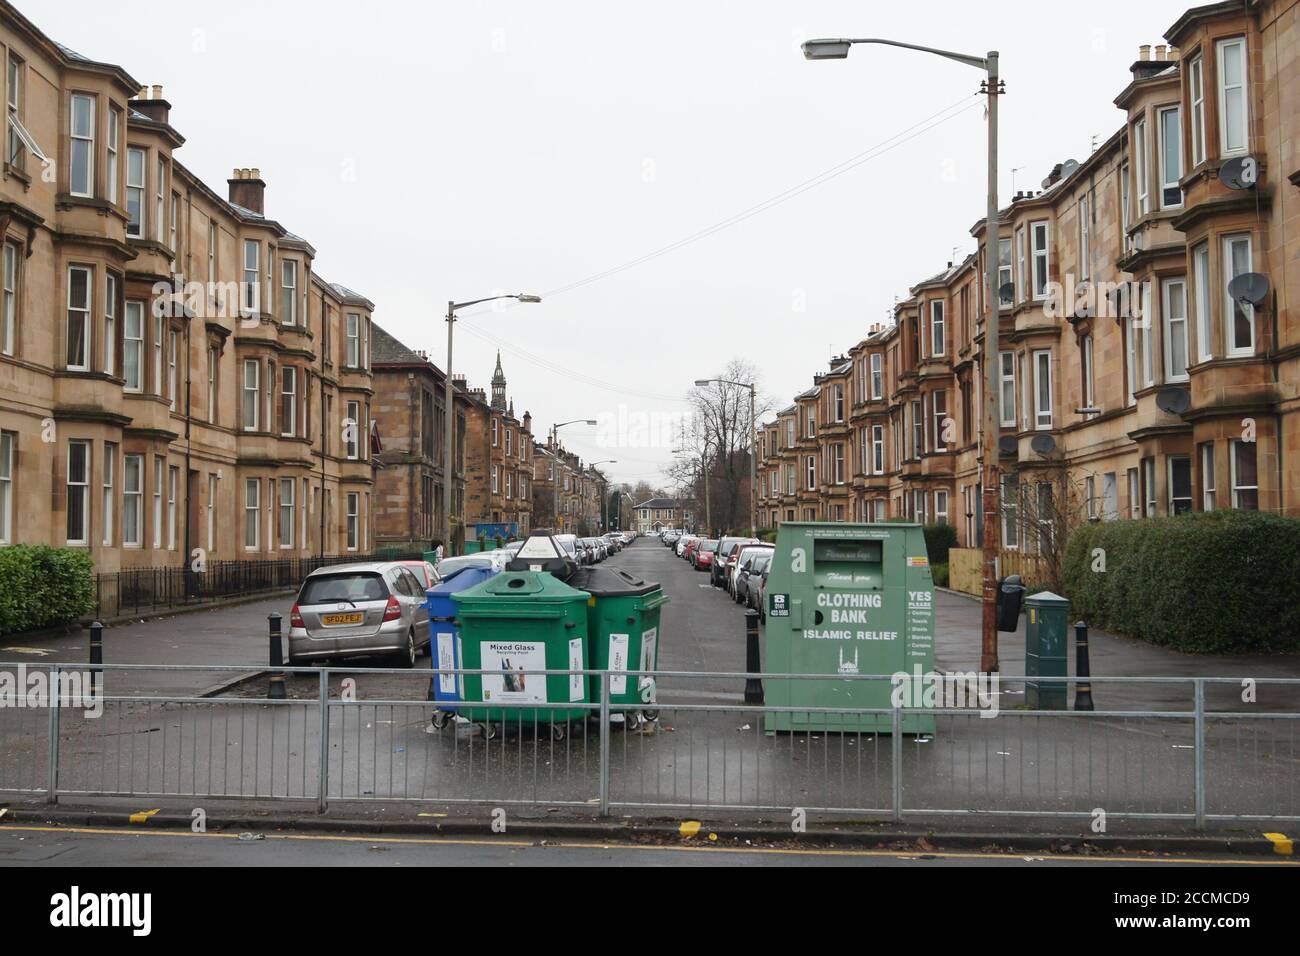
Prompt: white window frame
<box><xmin>69</xmin><ymin>93</ymin><xmax>95</xmax><ymax>198</ymax></box>
<box><xmin>1030</xmin><ymin>220</ymin><xmax>1049</xmax><ymax>300</ymax></box>
<box><xmin>126</xmin><ymin>147</ymin><xmax>145</xmax><ymax>237</ymax></box>
<box><xmin>101</xmin><ymin>442</ymin><xmax>115</xmax><ymax>546</ymax></box>
<box><xmin>278</xmin><ymin>477</ymin><xmax>295</xmax><ymax>549</ymax></box>
<box><xmin>805</xmin><ymin>454</ymin><xmax>816</xmax><ymax>490</ymax></box>
<box><xmin>998</xmin><ymin>350</ymin><xmax>1016</xmax><ymax>428</ymax></box>
<box><xmin>929</xmin><ymin>300</ymin><xmax>945</xmax><ymax>356</ymax></box>
<box><xmin>167</xmin><ymin>465</ymin><xmax>177</xmax><ymax>549</ymax></box>
<box><xmin>123</xmin><ymin>454</ymin><xmax>142</xmax><ymax>547</ymax></box>
<box><xmin>346</xmin><ymin>492</ymin><xmax>360</xmax><ymax>551</ymax></box>
<box><xmin>103</xmin><ymin>274</ymin><xmax>116</xmax><ymax>376</ymax></box>
<box><xmin>1127</xmin><ymin>467</ymin><xmax>1140</xmax><ymax>519</ymax></box>
<box><xmin>152</xmin><ymin>456</ymin><xmax>163</xmax><ymax>549</ymax></box>
<box><xmin>346</xmin><ymin>400</ymin><xmax>361</xmax><ymax>460</ymax></box>
<box><xmin>155</xmin><ymin>157</ymin><xmax>166</xmax><ymax>243</ymax></box>
<box><xmin>242</xmin><ymin>359</ymin><xmax>260</xmax><ymax>431</ymax></box>
<box><xmin>871</xmin><ymin>424</ymin><xmax>884</xmax><ymax>475</ymax></box>
<box><xmin>0</xmin><ymin>430</ymin><xmax>12</xmax><ymax>544</ymax></box>
<box><xmin>832</xmin><ymin>443</ymin><xmax>844</xmax><ymax>484</ymax></box>
<box><xmin>1162</xmin><ymin>277</ymin><xmax>1189</xmax><ymax>382</ymax></box>
<box><xmin>207</xmin><ymin>473</ymin><xmax>218</xmax><ymax>552</ymax></box>
<box><xmin>167</xmin><ymin>328</ymin><xmax>178</xmax><ymax>410</ymax></box>
<box><xmin>870</xmin><ymin>353</ymin><xmax>883</xmax><ymax>400</ymax></box>
<box><xmin>124</xmin><ymin>301</ymin><xmax>143</xmax><ymax>392</ymax></box>
<box><xmin>1193</xmin><ymin>242</ymin><xmax>1212</xmax><ymax>362</ymax></box>
<box><xmin>1201</xmin><ymin>443</ymin><xmax>1216</xmax><ymax>511</ymax></box>
<box><xmin>1230</xmin><ymin>440</ymin><xmax>1258</xmax><ymax>510</ymax></box>
<box><xmin>1082</xmin><ymin>334</ymin><xmax>1095</xmax><ymax>409</ymax></box>
<box><xmin>997</xmin><ymin>237</ymin><xmax>1012</xmax><ymax>308</ymax></box>
<box><xmin>1223</xmin><ymin>233</ymin><xmax>1254</xmax><ymax>356</ymax></box>
<box><xmin>1158</xmin><ymin>105</ymin><xmax>1183</xmax><ymax>209</ymax></box>
<box><xmin>106</xmin><ymin>108</ymin><xmax>119</xmax><ymax>204</ymax></box>
<box><xmin>1216</xmin><ymin>37</ymin><xmax>1248</xmax><ymax>157</ymax></box>
<box><xmin>934</xmin><ymin>489</ymin><xmax>949</xmax><ymax>526</ymax></box>
<box><xmin>832</xmin><ymin>384</ymin><xmax>844</xmax><ymax>422</ymax></box>
<box><xmin>66</xmin><ymin>265</ymin><xmax>91</xmax><ymax>371</ymax></box>
<box><xmin>933</xmin><ymin>390</ymin><xmax>948</xmax><ymax>448</ymax></box>
<box><xmin>1134</xmin><ymin>117</ymin><xmax>1149</xmax><ymax>216</ymax></box>
<box><xmin>1189</xmin><ymin>54</ymin><xmax>1206</xmax><ymax>168</ymax></box>
<box><xmin>244</xmin><ymin>478</ymin><xmax>260</xmax><ymax>551</ymax></box>
<box><xmin>281</xmin><ymin>259</ymin><xmax>297</xmax><ymax>325</ymax></box>
<box><xmin>346</xmin><ymin>313</ymin><xmax>360</xmax><ymax>367</ymax></box>
<box><xmin>1</xmin><ymin>241</ymin><xmax>15</xmax><ymax>356</ymax></box>
<box><xmin>242</xmin><ymin>239</ymin><xmax>260</xmax><ymax>314</ymax></box>
<box><xmin>207</xmin><ymin>346</ymin><xmax>218</xmax><ymax>424</ymax></box>
<box><xmin>280</xmin><ymin>366</ymin><xmax>296</xmax><ymax>437</ymax></box>
<box><xmin>65</xmin><ymin>440</ymin><xmax>91</xmax><ymax>546</ymax></box>
<box><xmin>1032</xmin><ymin>350</ymin><xmax>1052</xmax><ymax>430</ymax></box>
<box><xmin>1168</xmin><ymin>455</ymin><xmax>1192</xmax><ymax>516</ymax></box>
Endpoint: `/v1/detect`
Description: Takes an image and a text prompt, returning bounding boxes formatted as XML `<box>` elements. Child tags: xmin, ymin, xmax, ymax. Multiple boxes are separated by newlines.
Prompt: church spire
<box><xmin>490</xmin><ymin>351</ymin><xmax>507</xmax><ymax>410</ymax></box>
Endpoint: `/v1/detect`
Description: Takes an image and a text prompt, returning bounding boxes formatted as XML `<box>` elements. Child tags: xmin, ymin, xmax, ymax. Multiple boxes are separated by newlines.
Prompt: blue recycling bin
<box><xmin>426</xmin><ymin>565</ymin><xmax>499</xmax><ymax>723</ymax></box>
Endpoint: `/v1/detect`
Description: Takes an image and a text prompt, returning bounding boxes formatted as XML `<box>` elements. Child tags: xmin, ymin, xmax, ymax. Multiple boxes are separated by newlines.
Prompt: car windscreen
<box><xmin>436</xmin><ymin>556</ymin><xmax>492</xmax><ymax>576</ymax></box>
<box><xmin>300</xmin><ymin>572</ymin><xmax>387</xmax><ymax>604</ymax></box>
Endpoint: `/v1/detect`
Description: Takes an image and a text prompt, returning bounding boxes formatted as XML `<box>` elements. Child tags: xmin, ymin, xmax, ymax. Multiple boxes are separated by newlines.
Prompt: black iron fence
<box><xmin>95</xmin><ymin>552</ymin><xmax>423</xmax><ymax>620</ymax></box>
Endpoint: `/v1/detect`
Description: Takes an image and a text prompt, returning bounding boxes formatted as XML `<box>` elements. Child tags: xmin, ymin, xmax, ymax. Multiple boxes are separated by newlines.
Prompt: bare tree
<box><xmin>674</xmin><ymin>359</ymin><xmax>773</xmax><ymax>536</ymax></box>
<box><xmin>1001</xmin><ymin>464</ymin><xmax>1092</xmax><ymax>593</ymax></box>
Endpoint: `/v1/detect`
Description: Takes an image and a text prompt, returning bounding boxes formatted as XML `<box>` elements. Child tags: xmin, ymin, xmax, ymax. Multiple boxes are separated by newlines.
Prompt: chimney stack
<box><xmin>130</xmin><ymin>84</ymin><xmax>171</xmax><ymax>126</ymax></box>
<box><xmin>227</xmin><ymin>167</ymin><xmax>267</xmax><ymax>215</ymax></box>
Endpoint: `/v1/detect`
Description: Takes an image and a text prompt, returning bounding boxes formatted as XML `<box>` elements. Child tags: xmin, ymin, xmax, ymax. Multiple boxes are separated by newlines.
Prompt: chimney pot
<box><xmin>228</xmin><ymin>167</ymin><xmax>267</xmax><ymax>214</ymax></box>
<box><xmin>1169</xmin><ymin>46</ymin><xmax>1180</xmax><ymax>61</ymax></box>
<box><xmin>1155</xmin><ymin>45</ymin><xmax>1167</xmax><ymax>61</ymax></box>
<box><xmin>152</xmin><ymin>84</ymin><xmax>163</xmax><ymax>99</ymax></box>
<box><xmin>1139</xmin><ymin>44</ymin><xmax>1151</xmax><ymax>60</ymax></box>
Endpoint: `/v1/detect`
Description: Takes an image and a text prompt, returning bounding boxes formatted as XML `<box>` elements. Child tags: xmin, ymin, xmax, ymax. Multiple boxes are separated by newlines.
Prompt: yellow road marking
<box><xmin>128</xmin><ymin>809</ymin><xmax>160</xmax><ymax>824</ymax></box>
<box><xmin>1263</xmin><ymin>832</ymin><xmax>1293</xmax><ymax>855</ymax></box>
<box><xmin>1</xmin><ymin>823</ymin><xmax>1297</xmax><ymax>865</ymax></box>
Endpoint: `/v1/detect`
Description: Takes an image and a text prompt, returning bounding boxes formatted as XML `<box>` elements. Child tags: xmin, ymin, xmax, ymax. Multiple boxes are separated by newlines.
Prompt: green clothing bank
<box><xmin>764</xmin><ymin>522</ymin><xmax>935</xmax><ymax>735</ymax></box>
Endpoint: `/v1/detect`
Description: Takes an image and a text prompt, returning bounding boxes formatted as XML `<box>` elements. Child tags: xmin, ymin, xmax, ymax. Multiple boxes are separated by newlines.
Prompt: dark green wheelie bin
<box><xmin>567</xmin><ymin>566</ymin><xmax>670</xmax><ymax>723</ymax></box>
<box><xmin>451</xmin><ymin>570</ymin><xmax>592</xmax><ymax>738</ymax></box>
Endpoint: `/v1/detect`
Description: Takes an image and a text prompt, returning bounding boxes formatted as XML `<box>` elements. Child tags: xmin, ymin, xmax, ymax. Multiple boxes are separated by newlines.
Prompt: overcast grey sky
<box><xmin>41</xmin><ymin>0</ymin><xmax>1178</xmax><ymax>486</ymax></box>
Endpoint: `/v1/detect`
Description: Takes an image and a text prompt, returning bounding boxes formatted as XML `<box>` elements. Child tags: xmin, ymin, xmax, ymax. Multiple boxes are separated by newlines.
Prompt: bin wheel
<box><xmin>482</xmin><ymin>722</ymin><xmax>499</xmax><ymax>741</ymax></box>
<box><xmin>625</xmin><ymin>711</ymin><xmax>644</xmax><ymax>731</ymax></box>
<box><xmin>550</xmin><ymin>723</ymin><xmax>567</xmax><ymax>742</ymax></box>
<box><xmin>431</xmin><ymin>711</ymin><xmax>450</xmax><ymax>731</ymax></box>
<box><xmin>643</xmin><ymin>709</ymin><xmax>660</xmax><ymax>723</ymax></box>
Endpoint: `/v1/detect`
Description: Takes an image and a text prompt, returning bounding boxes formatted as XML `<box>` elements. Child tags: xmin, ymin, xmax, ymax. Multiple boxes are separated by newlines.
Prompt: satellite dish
<box><xmin>1156</xmin><ymin>387</ymin><xmax>1192</xmax><ymax>416</ymax></box>
<box><xmin>1218</xmin><ymin>155</ymin><xmax>1259</xmax><ymax>190</ymax></box>
<box><xmin>998</xmin><ymin>282</ymin><xmax>1015</xmax><ymax>302</ymax></box>
<box><xmin>1060</xmin><ymin>159</ymin><xmax>1080</xmax><ymax>179</ymax></box>
<box><xmin>1030</xmin><ymin>434</ymin><xmax>1057</xmax><ymax>456</ymax></box>
<box><xmin>998</xmin><ymin>436</ymin><xmax>1018</xmax><ymax>456</ymax></box>
<box><xmin>1227</xmin><ymin>272</ymin><xmax>1270</xmax><ymax>306</ymax></box>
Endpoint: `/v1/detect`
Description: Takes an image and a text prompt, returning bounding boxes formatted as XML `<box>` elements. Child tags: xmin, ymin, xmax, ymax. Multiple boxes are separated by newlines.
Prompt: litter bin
<box><xmin>763</xmin><ymin>521</ymin><xmax>935</xmax><ymax>734</ymax></box>
<box><xmin>425</xmin><ymin>564</ymin><xmax>499</xmax><ymax>728</ymax></box>
<box><xmin>567</xmin><ymin>565</ymin><xmax>670</xmax><ymax>724</ymax></box>
<box><xmin>1025</xmin><ymin>590</ymin><xmax>1070</xmax><ymax>709</ymax></box>
<box><xmin>997</xmin><ymin>574</ymin><xmax>1026</xmax><ymax>632</ymax></box>
<box><xmin>451</xmin><ymin>570</ymin><xmax>591</xmax><ymax>738</ymax></box>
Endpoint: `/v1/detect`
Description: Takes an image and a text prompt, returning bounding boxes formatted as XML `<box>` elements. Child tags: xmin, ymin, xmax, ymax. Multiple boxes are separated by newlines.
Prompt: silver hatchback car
<box><xmin>288</xmin><ymin>562</ymin><xmax>431</xmax><ymax>667</ymax></box>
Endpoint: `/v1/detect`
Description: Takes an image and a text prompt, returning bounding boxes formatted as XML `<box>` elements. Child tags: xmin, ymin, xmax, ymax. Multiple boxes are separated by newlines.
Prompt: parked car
<box><xmin>397</xmin><ymin>560</ymin><xmax>441</xmax><ymax>590</ymax></box>
<box><xmin>437</xmin><ymin>552</ymin><xmax>509</xmax><ymax>578</ymax></box>
<box><xmin>735</xmin><ymin>550</ymin><xmax>772</xmax><ymax>606</ymax></box>
<box><xmin>753</xmin><ymin>563</ymin><xmax>771</xmax><ymax>621</ymax></box>
<box><xmin>682</xmin><ymin>537</ymin><xmax>702</xmax><ymax>563</ymax></box>
<box><xmin>727</xmin><ymin>542</ymin><xmax>770</xmax><ymax>597</ymax></box>
<box><xmin>288</xmin><ymin>562</ymin><xmax>431</xmax><ymax>667</ymax></box>
<box><xmin>693</xmin><ymin>539</ymin><xmax>719</xmax><ymax>571</ymax></box>
<box><xmin>676</xmin><ymin>534</ymin><xmax>698</xmax><ymax>558</ymax></box>
<box><xmin>711</xmin><ymin>537</ymin><xmax>753</xmax><ymax>588</ymax></box>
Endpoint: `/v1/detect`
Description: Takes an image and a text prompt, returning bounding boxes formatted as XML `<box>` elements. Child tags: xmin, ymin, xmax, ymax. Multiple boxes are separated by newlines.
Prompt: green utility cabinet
<box><xmin>764</xmin><ymin>522</ymin><xmax>935</xmax><ymax>734</ymax></box>
<box><xmin>1024</xmin><ymin>591</ymin><xmax>1070</xmax><ymax>710</ymax></box>
<box><xmin>567</xmin><ymin>566</ymin><xmax>670</xmax><ymax>708</ymax></box>
<box><xmin>451</xmin><ymin>571</ymin><xmax>591</xmax><ymax>725</ymax></box>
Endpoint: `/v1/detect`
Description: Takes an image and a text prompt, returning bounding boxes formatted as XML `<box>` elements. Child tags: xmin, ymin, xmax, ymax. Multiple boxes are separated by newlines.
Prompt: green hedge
<box><xmin>1062</xmin><ymin>512</ymin><xmax>1300</xmax><ymax>653</ymax></box>
<box><xmin>0</xmin><ymin>545</ymin><xmax>95</xmax><ymax>635</ymax></box>
<box><xmin>923</xmin><ymin>523</ymin><xmax>957</xmax><ymax>566</ymax></box>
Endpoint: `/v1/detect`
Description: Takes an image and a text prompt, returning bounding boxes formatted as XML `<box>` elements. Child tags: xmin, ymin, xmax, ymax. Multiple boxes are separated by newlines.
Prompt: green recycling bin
<box><xmin>764</xmin><ymin>522</ymin><xmax>935</xmax><ymax>735</ymax></box>
<box><xmin>451</xmin><ymin>570</ymin><xmax>592</xmax><ymax>729</ymax></box>
<box><xmin>567</xmin><ymin>566</ymin><xmax>670</xmax><ymax>710</ymax></box>
<box><xmin>1025</xmin><ymin>591</ymin><xmax>1070</xmax><ymax>710</ymax></box>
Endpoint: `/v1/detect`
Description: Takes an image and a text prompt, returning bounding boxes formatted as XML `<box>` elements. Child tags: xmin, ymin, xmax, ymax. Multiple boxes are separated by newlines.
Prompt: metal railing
<box><xmin>1</xmin><ymin>663</ymin><xmax>1297</xmax><ymax>827</ymax></box>
<box><xmin>93</xmin><ymin>552</ymin><xmax>422</xmax><ymax>619</ymax></box>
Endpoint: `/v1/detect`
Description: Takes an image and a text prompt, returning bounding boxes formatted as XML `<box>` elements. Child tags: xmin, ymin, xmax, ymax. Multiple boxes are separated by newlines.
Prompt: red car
<box><xmin>692</xmin><ymin>540</ymin><xmax>719</xmax><ymax>571</ymax></box>
<box><xmin>683</xmin><ymin>538</ymin><xmax>703</xmax><ymax>563</ymax></box>
<box><xmin>397</xmin><ymin>560</ymin><xmax>441</xmax><ymax>590</ymax></box>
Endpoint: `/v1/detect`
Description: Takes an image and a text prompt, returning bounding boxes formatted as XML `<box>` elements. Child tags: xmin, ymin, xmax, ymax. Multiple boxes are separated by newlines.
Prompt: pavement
<box><xmin>1</xmin><ymin>537</ymin><xmax>1298</xmax><ymax>845</ymax></box>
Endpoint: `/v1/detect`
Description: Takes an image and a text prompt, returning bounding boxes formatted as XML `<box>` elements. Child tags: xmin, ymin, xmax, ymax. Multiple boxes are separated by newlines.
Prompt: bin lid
<box><xmin>505</xmin><ymin>529</ymin><xmax>577</xmax><ymax>580</ymax></box>
<box><xmin>427</xmin><ymin>565</ymin><xmax>496</xmax><ymax>596</ymax></box>
<box><xmin>567</xmin><ymin>565</ymin><xmax>661</xmax><ymax>597</ymax></box>
<box><xmin>451</xmin><ymin>570</ymin><xmax>588</xmax><ymax>604</ymax></box>
<box><xmin>1025</xmin><ymin>590</ymin><xmax>1069</xmax><ymax>606</ymax></box>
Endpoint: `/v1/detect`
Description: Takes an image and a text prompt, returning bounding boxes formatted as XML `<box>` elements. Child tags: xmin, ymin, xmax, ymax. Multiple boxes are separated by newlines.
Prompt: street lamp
<box><xmin>587</xmin><ymin>460</ymin><xmax>617</xmax><ymax>530</ymax></box>
<box><xmin>802</xmin><ymin>36</ymin><xmax>1003</xmax><ymax>673</ymax></box>
<box><xmin>443</xmin><ymin>293</ymin><xmax>541</xmax><ymax>554</ymax></box>
<box><xmin>695</xmin><ymin>377</ymin><xmax>757</xmax><ymax>540</ymax></box>
<box><xmin>550</xmin><ymin>419</ymin><xmax>596</xmax><ymax>531</ymax></box>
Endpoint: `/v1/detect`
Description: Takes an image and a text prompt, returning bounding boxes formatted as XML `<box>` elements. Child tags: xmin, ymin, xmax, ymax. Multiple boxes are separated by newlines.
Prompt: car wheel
<box><xmin>395</xmin><ymin>629</ymin><xmax>416</xmax><ymax>669</ymax></box>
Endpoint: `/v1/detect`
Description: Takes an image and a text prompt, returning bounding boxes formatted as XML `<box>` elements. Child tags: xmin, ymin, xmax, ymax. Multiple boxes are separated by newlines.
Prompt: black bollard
<box><xmin>88</xmin><ymin>620</ymin><xmax>103</xmax><ymax>696</ymax></box>
<box><xmin>744</xmin><ymin>609</ymin><xmax>764</xmax><ymax>705</ymax></box>
<box><xmin>1073</xmin><ymin>620</ymin><xmax>1094</xmax><ymax>712</ymax></box>
<box><xmin>268</xmin><ymin>612</ymin><xmax>286</xmax><ymax>700</ymax></box>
